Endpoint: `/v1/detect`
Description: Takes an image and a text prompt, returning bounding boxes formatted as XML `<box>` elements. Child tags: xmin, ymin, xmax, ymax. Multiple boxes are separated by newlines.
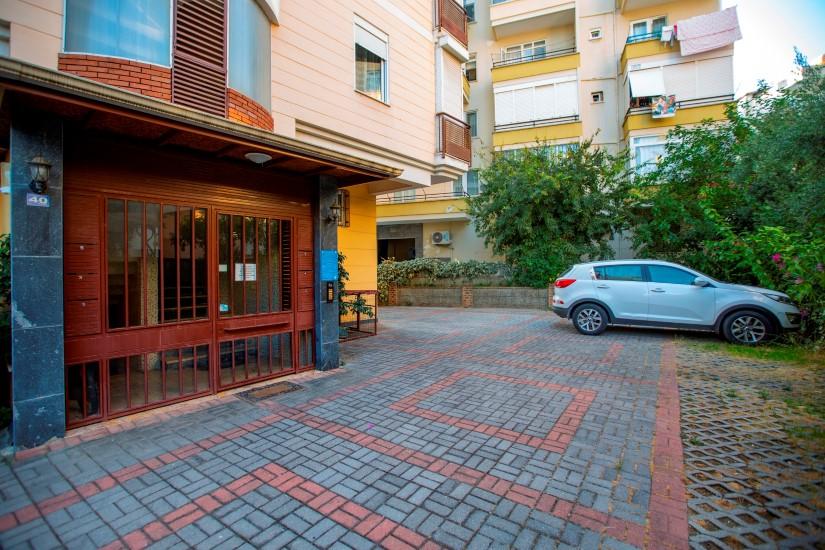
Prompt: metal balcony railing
<box><xmin>376</xmin><ymin>191</ymin><xmax>470</xmax><ymax>204</ymax></box>
<box><xmin>495</xmin><ymin>114</ymin><xmax>579</xmax><ymax>132</ymax></box>
<box><xmin>436</xmin><ymin>0</ymin><xmax>469</xmax><ymax>48</ymax></box>
<box><xmin>492</xmin><ymin>46</ymin><xmax>576</xmax><ymax>68</ymax></box>
<box><xmin>437</xmin><ymin>112</ymin><xmax>472</xmax><ymax>163</ymax></box>
<box><xmin>623</xmin><ymin>94</ymin><xmax>735</xmax><ymax>118</ymax></box>
<box><xmin>626</xmin><ymin>31</ymin><xmax>663</xmax><ymax>44</ymax></box>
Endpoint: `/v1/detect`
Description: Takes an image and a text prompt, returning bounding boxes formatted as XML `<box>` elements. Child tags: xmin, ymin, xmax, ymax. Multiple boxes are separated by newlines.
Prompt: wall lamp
<box><xmin>327</xmin><ymin>200</ymin><xmax>342</xmax><ymax>225</ymax></box>
<box><xmin>28</xmin><ymin>155</ymin><xmax>51</xmax><ymax>194</ymax></box>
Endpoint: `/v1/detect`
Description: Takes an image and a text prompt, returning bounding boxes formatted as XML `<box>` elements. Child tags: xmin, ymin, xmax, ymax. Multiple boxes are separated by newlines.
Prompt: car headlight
<box><xmin>763</xmin><ymin>293</ymin><xmax>794</xmax><ymax>305</ymax></box>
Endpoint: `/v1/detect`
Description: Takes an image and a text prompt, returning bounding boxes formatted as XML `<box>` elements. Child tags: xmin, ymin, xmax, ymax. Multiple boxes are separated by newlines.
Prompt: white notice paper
<box><xmin>244</xmin><ymin>263</ymin><xmax>257</xmax><ymax>281</ymax></box>
<box><xmin>234</xmin><ymin>263</ymin><xmax>245</xmax><ymax>282</ymax></box>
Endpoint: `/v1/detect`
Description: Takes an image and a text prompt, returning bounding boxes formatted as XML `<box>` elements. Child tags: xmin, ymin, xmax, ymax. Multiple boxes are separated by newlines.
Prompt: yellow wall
<box><xmin>376</xmin><ymin>198</ymin><xmax>468</xmax><ymax>219</ymax></box>
<box><xmin>337</xmin><ymin>184</ymin><xmax>377</xmax><ymax>291</ymax></box>
<box><xmin>493</xmin><ymin>121</ymin><xmax>582</xmax><ymax>147</ymax></box>
<box><xmin>0</xmin><ymin>193</ymin><xmax>8</xmax><ymax>234</ymax></box>
<box><xmin>622</xmin><ymin>103</ymin><xmax>729</xmax><ymax>136</ymax></box>
<box><xmin>620</xmin><ymin>40</ymin><xmax>679</xmax><ymax>71</ymax></box>
<box><xmin>492</xmin><ymin>52</ymin><xmax>580</xmax><ymax>83</ymax></box>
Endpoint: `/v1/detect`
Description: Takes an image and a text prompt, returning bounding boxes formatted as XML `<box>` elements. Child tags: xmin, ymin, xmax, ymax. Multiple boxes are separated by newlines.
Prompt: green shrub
<box><xmin>377</xmin><ymin>258</ymin><xmax>506</xmax><ymax>302</ymax></box>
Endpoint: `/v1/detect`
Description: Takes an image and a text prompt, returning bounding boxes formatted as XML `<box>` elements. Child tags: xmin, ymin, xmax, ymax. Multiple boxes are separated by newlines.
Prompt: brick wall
<box><xmin>227</xmin><ymin>88</ymin><xmax>274</xmax><ymax>131</ymax></box>
<box><xmin>58</xmin><ymin>54</ymin><xmax>171</xmax><ymax>102</ymax></box>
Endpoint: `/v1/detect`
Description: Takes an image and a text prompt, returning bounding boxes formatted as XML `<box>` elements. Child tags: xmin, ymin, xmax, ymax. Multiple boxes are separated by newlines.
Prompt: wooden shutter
<box><xmin>172</xmin><ymin>0</ymin><xmax>227</xmax><ymax>116</ymax></box>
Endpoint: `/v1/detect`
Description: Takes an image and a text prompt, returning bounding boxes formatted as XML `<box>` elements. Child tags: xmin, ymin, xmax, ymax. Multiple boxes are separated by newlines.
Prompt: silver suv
<box><xmin>552</xmin><ymin>260</ymin><xmax>800</xmax><ymax>344</ymax></box>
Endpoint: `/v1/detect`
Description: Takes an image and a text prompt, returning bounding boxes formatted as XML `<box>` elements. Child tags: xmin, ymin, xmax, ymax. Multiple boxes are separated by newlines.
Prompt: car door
<box><xmin>646</xmin><ymin>264</ymin><xmax>716</xmax><ymax>326</ymax></box>
<box><xmin>593</xmin><ymin>264</ymin><xmax>648</xmax><ymax>322</ymax></box>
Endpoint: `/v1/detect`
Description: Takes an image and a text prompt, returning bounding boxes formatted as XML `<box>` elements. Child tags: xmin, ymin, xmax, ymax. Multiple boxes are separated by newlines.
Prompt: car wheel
<box><xmin>722</xmin><ymin>310</ymin><xmax>773</xmax><ymax>345</ymax></box>
<box><xmin>572</xmin><ymin>304</ymin><xmax>608</xmax><ymax>336</ymax></box>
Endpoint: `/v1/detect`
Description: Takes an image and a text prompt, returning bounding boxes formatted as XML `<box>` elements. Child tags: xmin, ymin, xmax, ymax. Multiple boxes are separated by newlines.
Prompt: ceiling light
<box><xmin>244</xmin><ymin>152</ymin><xmax>272</xmax><ymax>164</ymax></box>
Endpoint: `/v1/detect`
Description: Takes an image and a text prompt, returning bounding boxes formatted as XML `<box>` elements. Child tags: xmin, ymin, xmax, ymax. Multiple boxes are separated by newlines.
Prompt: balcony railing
<box><xmin>495</xmin><ymin>114</ymin><xmax>579</xmax><ymax>132</ymax></box>
<box><xmin>626</xmin><ymin>31</ymin><xmax>662</xmax><ymax>44</ymax></box>
<box><xmin>376</xmin><ymin>191</ymin><xmax>470</xmax><ymax>204</ymax></box>
<box><xmin>492</xmin><ymin>46</ymin><xmax>576</xmax><ymax>68</ymax></box>
<box><xmin>437</xmin><ymin>112</ymin><xmax>472</xmax><ymax>163</ymax></box>
<box><xmin>624</xmin><ymin>94</ymin><xmax>735</xmax><ymax>118</ymax></box>
<box><xmin>436</xmin><ymin>0</ymin><xmax>469</xmax><ymax>48</ymax></box>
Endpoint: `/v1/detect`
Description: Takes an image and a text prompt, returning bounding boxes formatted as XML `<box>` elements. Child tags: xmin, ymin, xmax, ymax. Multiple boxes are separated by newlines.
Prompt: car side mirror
<box><xmin>693</xmin><ymin>277</ymin><xmax>710</xmax><ymax>287</ymax></box>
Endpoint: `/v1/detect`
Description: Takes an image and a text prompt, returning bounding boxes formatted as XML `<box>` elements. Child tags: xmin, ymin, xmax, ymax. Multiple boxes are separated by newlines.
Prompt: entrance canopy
<box><xmin>0</xmin><ymin>57</ymin><xmax>402</xmax><ymax>187</ymax></box>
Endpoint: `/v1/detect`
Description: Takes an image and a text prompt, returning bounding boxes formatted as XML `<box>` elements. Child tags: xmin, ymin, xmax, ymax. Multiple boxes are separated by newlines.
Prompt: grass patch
<box><xmin>783</xmin><ymin>424</ymin><xmax>825</xmax><ymax>444</ymax></box>
<box><xmin>686</xmin><ymin>340</ymin><xmax>825</xmax><ymax>368</ymax></box>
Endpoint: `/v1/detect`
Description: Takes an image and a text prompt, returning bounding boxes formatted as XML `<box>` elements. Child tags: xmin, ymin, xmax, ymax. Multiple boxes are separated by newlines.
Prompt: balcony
<box><xmin>376</xmin><ymin>192</ymin><xmax>471</xmax><ymax>224</ymax></box>
<box><xmin>493</xmin><ymin>115</ymin><xmax>581</xmax><ymax>147</ymax></box>
<box><xmin>437</xmin><ymin>112</ymin><xmax>472</xmax><ymax>164</ymax></box>
<box><xmin>377</xmin><ymin>190</ymin><xmax>470</xmax><ymax>205</ymax></box>
<box><xmin>491</xmin><ymin>47</ymin><xmax>579</xmax><ymax>83</ymax></box>
<box><xmin>490</xmin><ymin>0</ymin><xmax>574</xmax><ymax>40</ymax></box>
<box><xmin>622</xmin><ymin>94</ymin><xmax>734</xmax><ymax>136</ymax></box>
<box><xmin>436</xmin><ymin>0</ymin><xmax>468</xmax><ymax>48</ymax></box>
<box><xmin>620</xmin><ymin>31</ymin><xmax>679</xmax><ymax>71</ymax></box>
<box><xmin>616</xmin><ymin>0</ymin><xmax>671</xmax><ymax>13</ymax></box>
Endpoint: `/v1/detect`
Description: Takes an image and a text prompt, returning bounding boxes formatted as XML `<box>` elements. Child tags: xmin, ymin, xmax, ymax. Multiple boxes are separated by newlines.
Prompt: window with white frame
<box><xmin>466</xmin><ymin>111</ymin><xmax>478</xmax><ymax>137</ymax></box>
<box><xmin>466</xmin><ymin>170</ymin><xmax>480</xmax><ymax>196</ymax></box>
<box><xmin>64</xmin><ymin>0</ymin><xmax>172</xmax><ymax>66</ymax></box>
<box><xmin>355</xmin><ymin>20</ymin><xmax>389</xmax><ymax>102</ymax></box>
<box><xmin>629</xmin><ymin>16</ymin><xmax>666</xmax><ymax>39</ymax></box>
<box><xmin>393</xmin><ymin>189</ymin><xmax>415</xmax><ymax>202</ymax></box>
<box><xmin>502</xmin><ymin>40</ymin><xmax>546</xmax><ymax>63</ymax></box>
<box><xmin>463</xmin><ymin>53</ymin><xmax>477</xmax><ymax>81</ymax></box>
<box><xmin>633</xmin><ymin>135</ymin><xmax>667</xmax><ymax>174</ymax></box>
<box><xmin>494</xmin><ymin>77</ymin><xmax>578</xmax><ymax>127</ymax></box>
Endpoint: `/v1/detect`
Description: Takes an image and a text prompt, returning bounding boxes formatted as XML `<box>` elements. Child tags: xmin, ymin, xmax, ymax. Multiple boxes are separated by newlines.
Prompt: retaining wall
<box><xmin>390</xmin><ymin>284</ymin><xmax>552</xmax><ymax>310</ymax></box>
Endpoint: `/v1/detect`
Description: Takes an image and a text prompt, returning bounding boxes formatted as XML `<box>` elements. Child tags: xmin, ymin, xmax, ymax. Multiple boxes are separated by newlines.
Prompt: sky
<box><xmin>722</xmin><ymin>0</ymin><xmax>825</xmax><ymax>96</ymax></box>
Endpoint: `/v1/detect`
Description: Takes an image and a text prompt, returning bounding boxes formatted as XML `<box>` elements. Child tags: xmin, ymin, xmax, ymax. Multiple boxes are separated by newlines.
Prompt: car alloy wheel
<box><xmin>576</xmin><ymin>308</ymin><xmax>603</xmax><ymax>333</ymax></box>
<box><xmin>730</xmin><ymin>315</ymin><xmax>767</xmax><ymax>344</ymax></box>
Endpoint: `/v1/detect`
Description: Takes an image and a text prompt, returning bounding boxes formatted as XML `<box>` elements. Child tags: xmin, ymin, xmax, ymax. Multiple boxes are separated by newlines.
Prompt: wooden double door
<box><xmin>63</xmin><ymin>148</ymin><xmax>316</xmax><ymax>428</ymax></box>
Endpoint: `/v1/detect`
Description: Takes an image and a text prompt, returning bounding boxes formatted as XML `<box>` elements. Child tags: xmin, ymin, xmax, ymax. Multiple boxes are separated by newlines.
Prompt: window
<box><xmin>64</xmin><ymin>0</ymin><xmax>172</xmax><ymax>66</ymax></box>
<box><xmin>453</xmin><ymin>177</ymin><xmax>464</xmax><ymax>195</ymax></box>
<box><xmin>589</xmin><ymin>28</ymin><xmax>602</xmax><ymax>40</ymax></box>
<box><xmin>229</xmin><ymin>0</ymin><xmax>272</xmax><ymax>108</ymax></box>
<box><xmin>393</xmin><ymin>189</ymin><xmax>416</xmax><ymax>202</ymax></box>
<box><xmin>647</xmin><ymin>265</ymin><xmax>697</xmax><ymax>285</ymax></box>
<box><xmin>337</xmin><ymin>190</ymin><xmax>351</xmax><ymax>228</ymax></box>
<box><xmin>543</xmin><ymin>143</ymin><xmax>579</xmax><ymax>156</ymax></box>
<box><xmin>466</xmin><ymin>111</ymin><xmax>478</xmax><ymax>137</ymax></box>
<box><xmin>464</xmin><ymin>53</ymin><xmax>477</xmax><ymax>81</ymax></box>
<box><xmin>633</xmin><ymin>135</ymin><xmax>666</xmax><ymax>174</ymax></box>
<box><xmin>464</xmin><ymin>0</ymin><xmax>475</xmax><ymax>22</ymax></box>
<box><xmin>0</xmin><ymin>21</ymin><xmax>9</xmax><ymax>57</ymax></box>
<box><xmin>466</xmin><ymin>170</ymin><xmax>480</xmax><ymax>196</ymax></box>
<box><xmin>355</xmin><ymin>21</ymin><xmax>389</xmax><ymax>102</ymax></box>
<box><xmin>494</xmin><ymin>77</ymin><xmax>578</xmax><ymax>126</ymax></box>
<box><xmin>593</xmin><ymin>265</ymin><xmax>644</xmax><ymax>282</ymax></box>
<box><xmin>591</xmin><ymin>91</ymin><xmax>604</xmax><ymax>103</ymax></box>
<box><xmin>629</xmin><ymin>16</ymin><xmax>666</xmax><ymax>39</ymax></box>
<box><xmin>503</xmin><ymin>40</ymin><xmax>546</xmax><ymax>63</ymax></box>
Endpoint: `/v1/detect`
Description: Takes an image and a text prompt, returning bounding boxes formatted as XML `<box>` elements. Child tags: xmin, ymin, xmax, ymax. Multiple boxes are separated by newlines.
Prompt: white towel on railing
<box><xmin>677</xmin><ymin>6</ymin><xmax>741</xmax><ymax>56</ymax></box>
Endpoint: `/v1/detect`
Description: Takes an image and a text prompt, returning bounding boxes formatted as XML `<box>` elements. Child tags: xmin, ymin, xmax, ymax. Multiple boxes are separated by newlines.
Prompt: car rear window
<box><xmin>593</xmin><ymin>265</ymin><xmax>644</xmax><ymax>281</ymax></box>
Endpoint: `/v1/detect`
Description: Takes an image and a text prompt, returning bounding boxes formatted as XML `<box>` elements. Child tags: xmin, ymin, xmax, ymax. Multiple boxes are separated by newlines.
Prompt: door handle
<box><xmin>650</xmin><ymin>288</ymin><xmax>665</xmax><ymax>293</ymax></box>
<box><xmin>596</xmin><ymin>284</ymin><xmax>609</xmax><ymax>289</ymax></box>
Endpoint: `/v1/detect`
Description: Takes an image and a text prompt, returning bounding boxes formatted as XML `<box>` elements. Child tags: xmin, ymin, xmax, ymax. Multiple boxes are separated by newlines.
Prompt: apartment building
<box><xmin>377</xmin><ymin>0</ymin><xmax>738</xmax><ymax>261</ymax></box>
<box><xmin>0</xmin><ymin>0</ymin><xmax>469</xmax><ymax>448</ymax></box>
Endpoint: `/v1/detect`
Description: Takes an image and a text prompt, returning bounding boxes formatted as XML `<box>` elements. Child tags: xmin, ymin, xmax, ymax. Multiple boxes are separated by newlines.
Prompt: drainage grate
<box><xmin>238</xmin><ymin>381</ymin><xmax>303</xmax><ymax>402</ymax></box>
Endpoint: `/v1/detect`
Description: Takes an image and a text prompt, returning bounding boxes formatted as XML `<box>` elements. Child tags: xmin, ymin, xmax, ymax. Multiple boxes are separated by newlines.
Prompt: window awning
<box><xmin>355</xmin><ymin>24</ymin><xmax>388</xmax><ymax>59</ymax></box>
<box><xmin>628</xmin><ymin>68</ymin><xmax>665</xmax><ymax>98</ymax></box>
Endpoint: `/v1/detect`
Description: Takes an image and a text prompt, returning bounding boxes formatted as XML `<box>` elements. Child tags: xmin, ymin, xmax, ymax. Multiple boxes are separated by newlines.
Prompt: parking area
<box><xmin>0</xmin><ymin>307</ymin><xmax>686</xmax><ymax>549</ymax></box>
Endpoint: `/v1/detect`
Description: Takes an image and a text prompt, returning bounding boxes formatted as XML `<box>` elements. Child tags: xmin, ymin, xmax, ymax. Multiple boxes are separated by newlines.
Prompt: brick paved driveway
<box><xmin>0</xmin><ymin>308</ymin><xmax>687</xmax><ymax>549</ymax></box>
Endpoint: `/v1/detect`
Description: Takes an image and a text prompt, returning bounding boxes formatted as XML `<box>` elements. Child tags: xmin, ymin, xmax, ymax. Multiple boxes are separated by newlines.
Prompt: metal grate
<box><xmin>172</xmin><ymin>0</ymin><xmax>227</xmax><ymax>116</ymax></box>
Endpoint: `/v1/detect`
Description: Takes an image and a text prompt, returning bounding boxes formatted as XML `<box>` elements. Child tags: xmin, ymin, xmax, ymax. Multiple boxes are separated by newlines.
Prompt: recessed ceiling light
<box><xmin>244</xmin><ymin>152</ymin><xmax>272</xmax><ymax>164</ymax></box>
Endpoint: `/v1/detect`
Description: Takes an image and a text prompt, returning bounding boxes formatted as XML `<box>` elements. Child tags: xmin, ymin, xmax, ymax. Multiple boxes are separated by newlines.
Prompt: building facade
<box><xmin>0</xmin><ymin>0</ymin><xmax>469</xmax><ymax>448</ymax></box>
<box><xmin>378</xmin><ymin>0</ymin><xmax>737</xmax><ymax>262</ymax></box>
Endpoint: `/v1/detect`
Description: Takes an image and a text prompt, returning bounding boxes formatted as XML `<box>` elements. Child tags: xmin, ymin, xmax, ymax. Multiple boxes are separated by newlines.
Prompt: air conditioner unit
<box><xmin>431</xmin><ymin>231</ymin><xmax>451</xmax><ymax>245</ymax></box>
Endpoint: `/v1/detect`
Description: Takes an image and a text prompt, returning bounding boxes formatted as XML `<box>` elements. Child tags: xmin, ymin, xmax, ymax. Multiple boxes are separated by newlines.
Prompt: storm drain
<box><xmin>238</xmin><ymin>381</ymin><xmax>303</xmax><ymax>402</ymax></box>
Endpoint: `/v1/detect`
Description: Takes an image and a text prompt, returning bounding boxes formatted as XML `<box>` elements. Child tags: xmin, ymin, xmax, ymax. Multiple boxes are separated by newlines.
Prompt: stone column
<box><xmin>461</xmin><ymin>285</ymin><xmax>473</xmax><ymax>308</ymax></box>
<box><xmin>313</xmin><ymin>175</ymin><xmax>339</xmax><ymax>371</ymax></box>
<box><xmin>10</xmin><ymin>113</ymin><xmax>65</xmax><ymax>449</ymax></box>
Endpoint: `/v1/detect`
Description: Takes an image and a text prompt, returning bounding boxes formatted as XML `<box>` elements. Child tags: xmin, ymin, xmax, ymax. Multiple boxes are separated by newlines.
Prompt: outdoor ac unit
<box><xmin>431</xmin><ymin>231</ymin><xmax>451</xmax><ymax>245</ymax></box>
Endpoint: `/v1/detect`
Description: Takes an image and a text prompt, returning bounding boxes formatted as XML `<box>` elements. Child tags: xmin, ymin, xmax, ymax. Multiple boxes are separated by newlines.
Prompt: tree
<box><xmin>467</xmin><ymin>139</ymin><xmax>633</xmax><ymax>287</ymax></box>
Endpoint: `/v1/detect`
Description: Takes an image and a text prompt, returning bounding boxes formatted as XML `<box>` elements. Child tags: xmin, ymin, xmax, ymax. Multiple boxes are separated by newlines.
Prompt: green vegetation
<box><xmin>338</xmin><ymin>253</ymin><xmax>374</xmax><ymax>319</ymax></box>
<box><xmin>723</xmin><ymin>388</ymin><xmax>740</xmax><ymax>399</ymax></box>
<box><xmin>0</xmin><ymin>234</ymin><xmax>9</xmax><ymax>430</ymax></box>
<box><xmin>467</xmin><ymin>139</ymin><xmax>632</xmax><ymax>287</ymax></box>
<box><xmin>687</xmin><ymin>340</ymin><xmax>825</xmax><ymax>368</ymax></box>
<box><xmin>377</xmin><ymin>258</ymin><xmax>506</xmax><ymax>302</ymax></box>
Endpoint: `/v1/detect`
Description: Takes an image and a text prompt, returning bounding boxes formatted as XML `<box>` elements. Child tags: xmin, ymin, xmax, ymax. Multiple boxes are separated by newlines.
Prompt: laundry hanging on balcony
<box><xmin>677</xmin><ymin>6</ymin><xmax>741</xmax><ymax>56</ymax></box>
<box><xmin>628</xmin><ymin>67</ymin><xmax>665</xmax><ymax>98</ymax></box>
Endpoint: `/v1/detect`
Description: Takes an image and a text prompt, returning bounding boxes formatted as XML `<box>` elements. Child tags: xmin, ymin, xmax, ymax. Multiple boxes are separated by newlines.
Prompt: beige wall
<box><xmin>0</xmin><ymin>0</ymin><xmax>63</xmax><ymax>69</ymax></box>
<box><xmin>422</xmin><ymin>220</ymin><xmax>497</xmax><ymax>261</ymax></box>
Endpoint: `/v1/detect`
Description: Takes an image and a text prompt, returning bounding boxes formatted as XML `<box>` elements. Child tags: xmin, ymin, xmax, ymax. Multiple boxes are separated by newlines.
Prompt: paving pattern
<box><xmin>0</xmin><ymin>308</ymin><xmax>685</xmax><ymax>549</ymax></box>
<box><xmin>676</xmin><ymin>343</ymin><xmax>825</xmax><ymax>549</ymax></box>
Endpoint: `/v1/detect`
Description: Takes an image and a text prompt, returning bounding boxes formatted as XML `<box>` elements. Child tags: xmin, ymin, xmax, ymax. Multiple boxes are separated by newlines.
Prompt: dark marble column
<box><xmin>314</xmin><ymin>175</ymin><xmax>339</xmax><ymax>371</ymax></box>
<box><xmin>10</xmin><ymin>113</ymin><xmax>65</xmax><ymax>449</ymax></box>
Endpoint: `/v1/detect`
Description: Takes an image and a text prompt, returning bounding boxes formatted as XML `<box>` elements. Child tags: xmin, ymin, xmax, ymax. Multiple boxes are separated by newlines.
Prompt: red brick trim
<box><xmin>227</xmin><ymin>87</ymin><xmax>274</xmax><ymax>131</ymax></box>
<box><xmin>57</xmin><ymin>53</ymin><xmax>171</xmax><ymax>102</ymax></box>
<box><xmin>646</xmin><ymin>341</ymin><xmax>690</xmax><ymax>549</ymax></box>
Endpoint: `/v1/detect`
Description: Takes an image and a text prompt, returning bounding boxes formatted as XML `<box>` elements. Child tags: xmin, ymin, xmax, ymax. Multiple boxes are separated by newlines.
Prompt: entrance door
<box><xmin>63</xmin><ymin>192</ymin><xmax>311</xmax><ymax>429</ymax></box>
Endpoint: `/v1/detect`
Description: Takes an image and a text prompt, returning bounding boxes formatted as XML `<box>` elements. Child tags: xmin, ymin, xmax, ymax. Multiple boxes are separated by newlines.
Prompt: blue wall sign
<box><xmin>320</xmin><ymin>250</ymin><xmax>338</xmax><ymax>281</ymax></box>
<box><xmin>26</xmin><ymin>193</ymin><xmax>50</xmax><ymax>208</ymax></box>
